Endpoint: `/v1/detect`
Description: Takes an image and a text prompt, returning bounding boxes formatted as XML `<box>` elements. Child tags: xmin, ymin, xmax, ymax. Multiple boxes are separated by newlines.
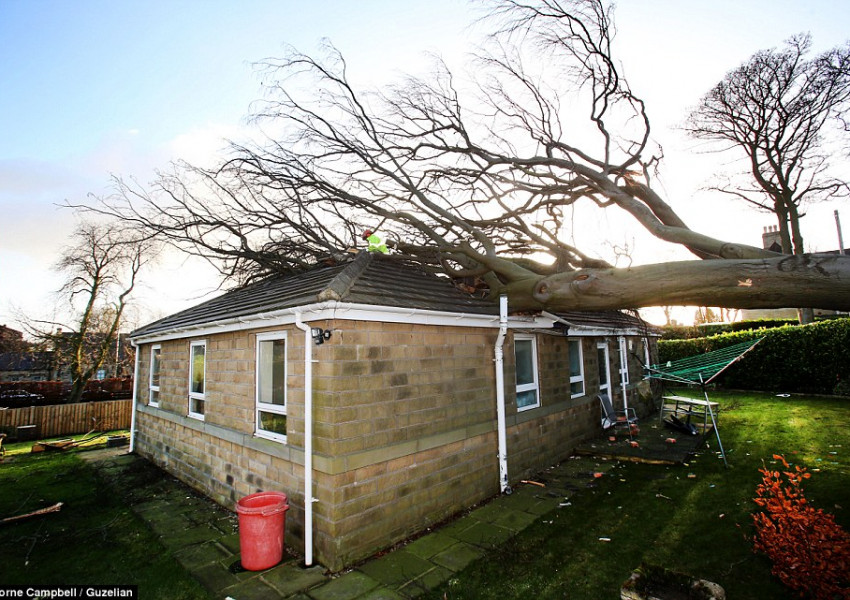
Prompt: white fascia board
<box><xmin>543</xmin><ymin>311</ymin><xmax>658</xmax><ymax>338</ymax></box>
<box><xmin>131</xmin><ymin>301</ymin><xmax>553</xmax><ymax>346</ymax></box>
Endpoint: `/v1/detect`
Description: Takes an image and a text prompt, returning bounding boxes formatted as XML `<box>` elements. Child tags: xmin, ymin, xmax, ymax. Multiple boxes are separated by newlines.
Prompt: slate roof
<box><xmin>132</xmin><ymin>251</ymin><xmax>659</xmax><ymax>340</ymax></box>
<box><xmin>555</xmin><ymin>310</ymin><xmax>657</xmax><ymax>334</ymax></box>
<box><xmin>131</xmin><ymin>252</ymin><xmax>498</xmax><ymax>338</ymax></box>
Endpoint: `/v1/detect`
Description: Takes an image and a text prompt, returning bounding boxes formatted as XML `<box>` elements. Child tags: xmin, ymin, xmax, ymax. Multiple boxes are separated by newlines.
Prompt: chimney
<box><xmin>761</xmin><ymin>225</ymin><xmax>783</xmax><ymax>253</ymax></box>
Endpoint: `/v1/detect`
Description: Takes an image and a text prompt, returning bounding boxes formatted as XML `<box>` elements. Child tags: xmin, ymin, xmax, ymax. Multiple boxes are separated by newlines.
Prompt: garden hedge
<box><xmin>657</xmin><ymin>319</ymin><xmax>850</xmax><ymax>395</ymax></box>
<box><xmin>661</xmin><ymin>319</ymin><xmax>799</xmax><ymax>340</ymax></box>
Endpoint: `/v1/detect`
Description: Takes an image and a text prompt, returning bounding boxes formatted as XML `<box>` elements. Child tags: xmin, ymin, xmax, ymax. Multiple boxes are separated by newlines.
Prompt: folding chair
<box><xmin>599</xmin><ymin>393</ymin><xmax>638</xmax><ymax>438</ymax></box>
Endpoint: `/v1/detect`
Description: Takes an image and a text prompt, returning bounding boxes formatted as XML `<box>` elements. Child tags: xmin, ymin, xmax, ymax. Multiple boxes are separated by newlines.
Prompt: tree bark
<box><xmin>518</xmin><ymin>253</ymin><xmax>850</xmax><ymax>312</ymax></box>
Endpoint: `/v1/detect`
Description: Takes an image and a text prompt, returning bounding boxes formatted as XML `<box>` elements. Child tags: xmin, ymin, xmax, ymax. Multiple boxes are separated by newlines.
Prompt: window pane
<box><xmin>151</xmin><ymin>348</ymin><xmax>161</xmax><ymax>387</ymax></box>
<box><xmin>191</xmin><ymin>345</ymin><xmax>205</xmax><ymax>394</ymax></box>
<box><xmin>596</xmin><ymin>347</ymin><xmax>607</xmax><ymax>386</ymax></box>
<box><xmin>515</xmin><ymin>339</ymin><xmax>534</xmax><ymax>385</ymax></box>
<box><xmin>569</xmin><ymin>341</ymin><xmax>582</xmax><ymax>378</ymax></box>
<box><xmin>516</xmin><ymin>389</ymin><xmax>538</xmax><ymax>409</ymax></box>
<box><xmin>191</xmin><ymin>396</ymin><xmax>205</xmax><ymax>415</ymax></box>
<box><xmin>570</xmin><ymin>380</ymin><xmax>584</xmax><ymax>395</ymax></box>
<box><xmin>259</xmin><ymin>411</ymin><xmax>287</xmax><ymax>437</ymax></box>
<box><xmin>151</xmin><ymin>389</ymin><xmax>160</xmax><ymax>404</ymax></box>
<box><xmin>258</xmin><ymin>339</ymin><xmax>286</xmax><ymax>406</ymax></box>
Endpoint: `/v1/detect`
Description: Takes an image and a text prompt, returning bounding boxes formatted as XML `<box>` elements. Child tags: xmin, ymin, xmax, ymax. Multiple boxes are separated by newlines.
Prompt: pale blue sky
<box><xmin>1</xmin><ymin>0</ymin><xmax>848</xmax><ymax>327</ymax></box>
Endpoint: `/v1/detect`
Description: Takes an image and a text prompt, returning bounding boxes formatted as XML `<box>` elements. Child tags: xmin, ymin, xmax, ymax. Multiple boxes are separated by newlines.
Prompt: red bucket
<box><xmin>236</xmin><ymin>491</ymin><xmax>289</xmax><ymax>571</ymax></box>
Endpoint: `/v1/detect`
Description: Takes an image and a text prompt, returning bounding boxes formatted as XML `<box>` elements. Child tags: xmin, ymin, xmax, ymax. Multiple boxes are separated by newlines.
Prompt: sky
<box><xmin>1</xmin><ymin>0</ymin><xmax>849</xmax><ymax>330</ymax></box>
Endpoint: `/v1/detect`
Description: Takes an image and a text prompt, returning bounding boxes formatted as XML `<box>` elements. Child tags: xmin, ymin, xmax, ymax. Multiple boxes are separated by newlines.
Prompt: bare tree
<box><xmin>24</xmin><ymin>220</ymin><xmax>151</xmax><ymax>403</ymax></box>
<box><xmin>685</xmin><ymin>34</ymin><xmax>850</xmax><ymax>256</ymax></box>
<box><xmin>90</xmin><ymin>0</ymin><xmax>850</xmax><ymax>314</ymax></box>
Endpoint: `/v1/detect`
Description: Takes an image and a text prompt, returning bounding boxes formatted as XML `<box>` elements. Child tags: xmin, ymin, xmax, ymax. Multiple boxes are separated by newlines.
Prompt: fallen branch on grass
<box><xmin>521</xmin><ymin>480</ymin><xmax>546</xmax><ymax>488</ymax></box>
<box><xmin>0</xmin><ymin>502</ymin><xmax>64</xmax><ymax>525</ymax></box>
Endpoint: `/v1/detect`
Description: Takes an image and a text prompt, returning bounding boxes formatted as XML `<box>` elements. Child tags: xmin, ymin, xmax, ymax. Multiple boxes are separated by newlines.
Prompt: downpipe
<box><xmin>494</xmin><ymin>296</ymin><xmax>510</xmax><ymax>494</ymax></box>
<box><xmin>129</xmin><ymin>340</ymin><xmax>139</xmax><ymax>453</ymax></box>
<box><xmin>293</xmin><ymin>312</ymin><xmax>316</xmax><ymax>567</ymax></box>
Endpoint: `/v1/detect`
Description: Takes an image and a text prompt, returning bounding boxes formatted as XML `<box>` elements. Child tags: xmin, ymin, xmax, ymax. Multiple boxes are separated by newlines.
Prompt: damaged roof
<box><xmin>131</xmin><ymin>252</ymin><xmax>497</xmax><ymax>338</ymax></box>
<box><xmin>131</xmin><ymin>251</ymin><xmax>657</xmax><ymax>340</ymax></box>
<box><xmin>555</xmin><ymin>310</ymin><xmax>657</xmax><ymax>334</ymax></box>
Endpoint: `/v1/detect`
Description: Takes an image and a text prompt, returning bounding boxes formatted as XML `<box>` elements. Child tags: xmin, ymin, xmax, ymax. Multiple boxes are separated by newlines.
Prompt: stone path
<box><xmin>85</xmin><ymin>448</ymin><xmax>617</xmax><ymax>599</ymax></box>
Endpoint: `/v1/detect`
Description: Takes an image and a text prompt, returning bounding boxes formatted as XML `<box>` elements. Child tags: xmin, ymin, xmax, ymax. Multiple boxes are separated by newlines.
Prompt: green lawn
<box><xmin>0</xmin><ymin>441</ymin><xmax>212</xmax><ymax>598</ymax></box>
<box><xmin>424</xmin><ymin>391</ymin><xmax>850</xmax><ymax>599</ymax></box>
<box><xmin>0</xmin><ymin>392</ymin><xmax>846</xmax><ymax>599</ymax></box>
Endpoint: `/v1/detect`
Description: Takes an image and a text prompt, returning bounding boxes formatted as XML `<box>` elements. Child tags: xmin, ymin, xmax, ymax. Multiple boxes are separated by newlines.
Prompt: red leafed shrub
<box><xmin>753</xmin><ymin>454</ymin><xmax>850</xmax><ymax>599</ymax></box>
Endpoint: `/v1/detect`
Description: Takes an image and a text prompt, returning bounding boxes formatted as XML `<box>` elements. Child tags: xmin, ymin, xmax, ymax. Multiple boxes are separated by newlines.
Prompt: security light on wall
<box><xmin>311</xmin><ymin>328</ymin><xmax>332</xmax><ymax>345</ymax></box>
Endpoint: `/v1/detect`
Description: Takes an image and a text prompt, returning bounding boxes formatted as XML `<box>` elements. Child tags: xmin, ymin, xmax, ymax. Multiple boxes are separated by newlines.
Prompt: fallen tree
<box><xmin>86</xmin><ymin>0</ymin><xmax>850</xmax><ymax>312</ymax></box>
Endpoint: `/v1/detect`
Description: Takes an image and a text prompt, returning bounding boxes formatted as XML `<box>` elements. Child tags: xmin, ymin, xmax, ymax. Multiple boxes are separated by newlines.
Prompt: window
<box><xmin>188</xmin><ymin>340</ymin><xmax>206</xmax><ymax>419</ymax></box>
<box><xmin>149</xmin><ymin>345</ymin><xmax>161</xmax><ymax>407</ymax></box>
<box><xmin>514</xmin><ymin>334</ymin><xmax>540</xmax><ymax>410</ymax></box>
<box><xmin>256</xmin><ymin>332</ymin><xmax>287</xmax><ymax>442</ymax></box>
<box><xmin>596</xmin><ymin>342</ymin><xmax>611</xmax><ymax>396</ymax></box>
<box><xmin>568</xmin><ymin>339</ymin><xmax>585</xmax><ymax>397</ymax></box>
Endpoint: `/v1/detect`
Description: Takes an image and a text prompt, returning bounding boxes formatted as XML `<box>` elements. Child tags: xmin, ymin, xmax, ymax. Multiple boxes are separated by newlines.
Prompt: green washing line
<box><xmin>646</xmin><ymin>338</ymin><xmax>763</xmax><ymax>385</ymax></box>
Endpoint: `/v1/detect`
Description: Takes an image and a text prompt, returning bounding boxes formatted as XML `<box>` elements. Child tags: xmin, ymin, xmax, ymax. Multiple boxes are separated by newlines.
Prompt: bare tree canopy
<box><xmin>89</xmin><ymin>0</ymin><xmax>850</xmax><ymax>313</ymax></box>
<box><xmin>685</xmin><ymin>34</ymin><xmax>850</xmax><ymax>256</ymax></box>
<box><xmin>22</xmin><ymin>220</ymin><xmax>152</xmax><ymax>403</ymax></box>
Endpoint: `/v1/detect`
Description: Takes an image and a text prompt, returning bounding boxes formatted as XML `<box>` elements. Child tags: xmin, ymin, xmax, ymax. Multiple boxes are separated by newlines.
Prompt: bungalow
<box><xmin>129</xmin><ymin>251</ymin><xmax>657</xmax><ymax>571</ymax></box>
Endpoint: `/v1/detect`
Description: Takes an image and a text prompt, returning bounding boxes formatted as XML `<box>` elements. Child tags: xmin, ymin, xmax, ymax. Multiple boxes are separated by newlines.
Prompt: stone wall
<box><xmin>133</xmin><ymin>318</ymin><xmax>642</xmax><ymax>571</ymax></box>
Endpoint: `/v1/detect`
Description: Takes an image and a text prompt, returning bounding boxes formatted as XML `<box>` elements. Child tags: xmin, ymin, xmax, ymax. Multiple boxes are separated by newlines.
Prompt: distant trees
<box><xmin>685</xmin><ymin>34</ymin><xmax>850</xmax><ymax>256</ymax></box>
<box><xmin>23</xmin><ymin>220</ymin><xmax>152</xmax><ymax>404</ymax></box>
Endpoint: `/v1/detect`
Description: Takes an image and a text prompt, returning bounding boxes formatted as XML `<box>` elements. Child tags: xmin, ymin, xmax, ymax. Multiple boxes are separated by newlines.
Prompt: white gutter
<box><xmin>129</xmin><ymin>340</ymin><xmax>140</xmax><ymax>453</ymax></box>
<box><xmin>494</xmin><ymin>296</ymin><xmax>510</xmax><ymax>494</ymax></box>
<box><xmin>131</xmin><ymin>302</ymin><xmax>549</xmax><ymax>346</ymax></box>
<box><xmin>293</xmin><ymin>312</ymin><xmax>315</xmax><ymax>567</ymax></box>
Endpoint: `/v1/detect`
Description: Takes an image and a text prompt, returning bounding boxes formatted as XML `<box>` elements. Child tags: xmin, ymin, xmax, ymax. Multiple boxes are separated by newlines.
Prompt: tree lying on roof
<box><xmin>86</xmin><ymin>0</ymin><xmax>850</xmax><ymax>313</ymax></box>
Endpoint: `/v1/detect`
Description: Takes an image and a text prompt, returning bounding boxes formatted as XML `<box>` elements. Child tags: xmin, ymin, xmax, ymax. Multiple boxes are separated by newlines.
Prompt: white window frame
<box><xmin>514</xmin><ymin>334</ymin><xmax>540</xmax><ymax>411</ymax></box>
<box><xmin>149</xmin><ymin>344</ymin><xmax>161</xmax><ymax>407</ymax></box>
<box><xmin>568</xmin><ymin>338</ymin><xmax>586</xmax><ymax>398</ymax></box>
<box><xmin>255</xmin><ymin>332</ymin><xmax>288</xmax><ymax>443</ymax></box>
<box><xmin>188</xmin><ymin>340</ymin><xmax>206</xmax><ymax>420</ymax></box>
<box><xmin>618</xmin><ymin>336</ymin><xmax>630</xmax><ymax>386</ymax></box>
<box><xmin>596</xmin><ymin>342</ymin><xmax>611</xmax><ymax>397</ymax></box>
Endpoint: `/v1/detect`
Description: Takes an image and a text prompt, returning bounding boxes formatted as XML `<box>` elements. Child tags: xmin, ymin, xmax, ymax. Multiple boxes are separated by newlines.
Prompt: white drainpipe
<box><xmin>129</xmin><ymin>340</ymin><xmax>140</xmax><ymax>453</ymax></box>
<box><xmin>494</xmin><ymin>296</ymin><xmax>510</xmax><ymax>494</ymax></box>
<box><xmin>618</xmin><ymin>335</ymin><xmax>629</xmax><ymax>413</ymax></box>
<box><xmin>293</xmin><ymin>312</ymin><xmax>315</xmax><ymax>567</ymax></box>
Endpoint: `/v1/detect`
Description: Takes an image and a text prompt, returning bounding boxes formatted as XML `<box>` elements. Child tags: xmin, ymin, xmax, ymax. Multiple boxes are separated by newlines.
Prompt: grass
<box><xmin>0</xmin><ymin>435</ymin><xmax>213</xmax><ymax>598</ymax></box>
<box><xmin>423</xmin><ymin>390</ymin><xmax>850</xmax><ymax>599</ymax></box>
<box><xmin>0</xmin><ymin>392</ymin><xmax>847</xmax><ymax>599</ymax></box>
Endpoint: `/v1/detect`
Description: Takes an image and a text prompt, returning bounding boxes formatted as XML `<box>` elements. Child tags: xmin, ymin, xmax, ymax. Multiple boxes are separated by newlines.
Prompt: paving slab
<box><xmin>160</xmin><ymin>523</ymin><xmax>225</xmax><ymax>549</ymax></box>
<box><xmin>356</xmin><ymin>550</ymin><xmax>435</xmax><ymax>589</ymax></box>
<box><xmin>220</xmin><ymin>576</ymin><xmax>281</xmax><ymax>600</ymax></box>
<box><xmin>218</xmin><ymin>532</ymin><xmax>242</xmax><ymax>554</ymax></box>
<box><xmin>430</xmin><ymin>542</ymin><xmax>485</xmax><ymax>572</ymax></box>
<box><xmin>356</xmin><ymin>586</ymin><xmax>407</xmax><ymax>600</ymax></box>
<box><xmin>174</xmin><ymin>541</ymin><xmax>230</xmax><ymax>570</ymax></box>
<box><xmin>491</xmin><ymin>507</ymin><xmax>540</xmax><ymax>532</ymax></box>
<box><xmin>403</xmin><ymin>532</ymin><xmax>458</xmax><ymax>560</ymax></box>
<box><xmin>449</xmin><ymin>520</ymin><xmax>514</xmax><ymax>549</ymax></box>
<box><xmin>193</xmin><ymin>562</ymin><xmax>246</xmax><ymax>593</ymax></box>
<box><xmin>263</xmin><ymin>564</ymin><xmax>328</xmax><ymax>597</ymax></box>
<box><xmin>307</xmin><ymin>571</ymin><xmax>381</xmax><ymax>600</ymax></box>
<box><xmin>396</xmin><ymin>565</ymin><xmax>453</xmax><ymax>599</ymax></box>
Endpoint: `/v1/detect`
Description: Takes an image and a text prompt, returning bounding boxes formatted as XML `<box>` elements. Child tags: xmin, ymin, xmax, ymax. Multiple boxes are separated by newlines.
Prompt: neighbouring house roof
<box><xmin>131</xmin><ymin>251</ymin><xmax>657</xmax><ymax>341</ymax></box>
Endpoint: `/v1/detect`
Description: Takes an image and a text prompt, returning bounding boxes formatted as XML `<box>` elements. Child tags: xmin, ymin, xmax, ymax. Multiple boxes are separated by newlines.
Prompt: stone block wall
<box><xmin>132</xmin><ymin>317</ymin><xmax>643</xmax><ymax>571</ymax></box>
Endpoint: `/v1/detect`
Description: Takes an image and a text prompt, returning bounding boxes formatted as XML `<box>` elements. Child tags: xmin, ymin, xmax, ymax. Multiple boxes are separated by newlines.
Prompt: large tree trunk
<box><xmin>507</xmin><ymin>254</ymin><xmax>850</xmax><ymax>312</ymax></box>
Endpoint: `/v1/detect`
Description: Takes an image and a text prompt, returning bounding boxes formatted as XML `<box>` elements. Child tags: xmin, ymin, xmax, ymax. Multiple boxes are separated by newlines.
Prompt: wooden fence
<box><xmin>0</xmin><ymin>400</ymin><xmax>132</xmax><ymax>440</ymax></box>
